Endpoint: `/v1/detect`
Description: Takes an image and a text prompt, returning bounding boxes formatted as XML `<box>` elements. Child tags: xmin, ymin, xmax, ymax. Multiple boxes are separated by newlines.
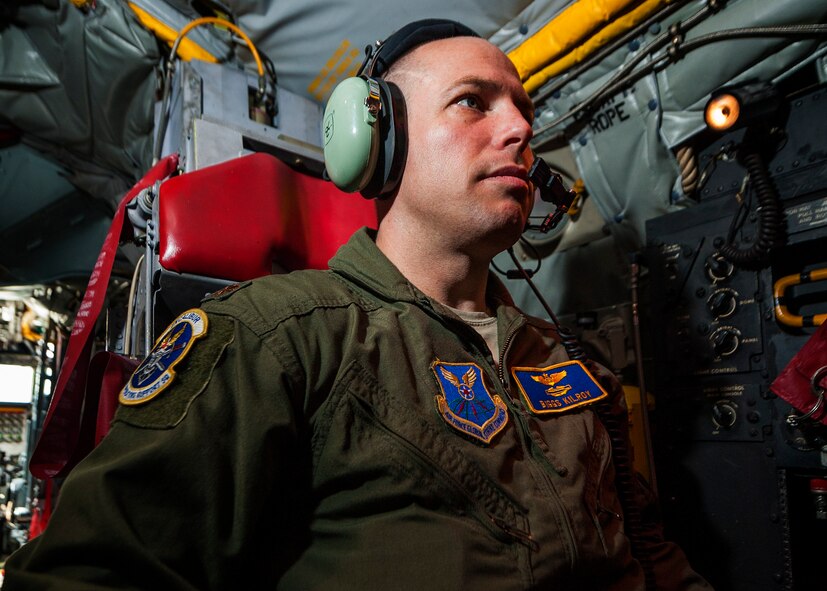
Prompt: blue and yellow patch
<box><xmin>432</xmin><ymin>361</ymin><xmax>508</xmax><ymax>444</ymax></box>
<box><xmin>120</xmin><ymin>309</ymin><xmax>209</xmax><ymax>405</ymax></box>
<box><xmin>511</xmin><ymin>360</ymin><xmax>607</xmax><ymax>414</ymax></box>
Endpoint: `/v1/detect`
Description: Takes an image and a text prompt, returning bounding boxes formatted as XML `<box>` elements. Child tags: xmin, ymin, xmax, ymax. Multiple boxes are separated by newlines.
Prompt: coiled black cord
<box><xmin>719</xmin><ymin>150</ymin><xmax>785</xmax><ymax>267</ymax></box>
<box><xmin>561</xmin><ymin>323</ymin><xmax>657</xmax><ymax>590</ymax></box>
<box><xmin>504</xmin><ymin>249</ymin><xmax>657</xmax><ymax>589</ymax></box>
<box><xmin>593</xmin><ymin>393</ymin><xmax>658</xmax><ymax>591</ymax></box>
<box><xmin>563</xmin><ymin>321</ymin><xmax>658</xmax><ymax>590</ymax></box>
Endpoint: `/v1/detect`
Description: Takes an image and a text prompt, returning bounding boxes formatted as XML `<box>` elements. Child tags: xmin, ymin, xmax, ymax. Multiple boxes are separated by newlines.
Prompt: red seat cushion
<box><xmin>158</xmin><ymin>153</ymin><xmax>377</xmax><ymax>279</ymax></box>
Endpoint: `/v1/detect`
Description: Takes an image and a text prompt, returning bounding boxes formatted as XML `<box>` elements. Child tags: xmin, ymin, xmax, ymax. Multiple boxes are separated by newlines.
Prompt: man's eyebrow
<box><xmin>448</xmin><ymin>75</ymin><xmax>535</xmax><ymax>122</ymax></box>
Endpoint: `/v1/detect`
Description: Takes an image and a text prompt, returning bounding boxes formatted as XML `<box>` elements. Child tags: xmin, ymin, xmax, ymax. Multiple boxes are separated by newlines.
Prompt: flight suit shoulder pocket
<box><xmin>114</xmin><ymin>312</ymin><xmax>235</xmax><ymax>430</ymax></box>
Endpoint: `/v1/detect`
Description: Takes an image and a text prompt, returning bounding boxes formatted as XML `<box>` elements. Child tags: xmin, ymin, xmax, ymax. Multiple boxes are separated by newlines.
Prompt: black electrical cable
<box><xmin>153</xmin><ymin>59</ymin><xmax>177</xmax><ymax>163</ymax></box>
<box><xmin>718</xmin><ymin>150</ymin><xmax>784</xmax><ymax>267</ymax></box>
<box><xmin>505</xmin><ymin>248</ymin><xmax>560</xmax><ymax>325</ymax></box>
<box><xmin>263</xmin><ymin>53</ymin><xmax>278</xmax><ymax>87</ymax></box>
<box><xmin>504</xmin><ymin>247</ymin><xmax>657</xmax><ymax>591</ymax></box>
<box><xmin>502</xmin><ymin>241</ymin><xmax>589</xmax><ymax>359</ymax></box>
<box><xmin>491</xmin><ymin>243</ymin><xmax>542</xmax><ymax>279</ymax></box>
<box><xmin>532</xmin><ymin>0</ymin><xmax>722</xmax><ymax>138</ymax></box>
<box><xmin>533</xmin><ymin>23</ymin><xmax>827</xmax><ymax>142</ymax></box>
<box><xmin>518</xmin><ymin>237</ymin><xmax>543</xmax><ymax>261</ymax></box>
<box><xmin>677</xmin><ymin>23</ymin><xmax>827</xmax><ymax>54</ymax></box>
<box><xmin>593</xmin><ymin>395</ymin><xmax>658</xmax><ymax>591</ymax></box>
<box><xmin>725</xmin><ymin>195</ymin><xmax>748</xmax><ymax>244</ymax></box>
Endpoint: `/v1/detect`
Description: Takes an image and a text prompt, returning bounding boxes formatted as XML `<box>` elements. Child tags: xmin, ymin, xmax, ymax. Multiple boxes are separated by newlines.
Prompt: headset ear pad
<box><xmin>323</xmin><ymin>77</ymin><xmax>381</xmax><ymax>193</ymax></box>
<box><xmin>361</xmin><ymin>79</ymin><xmax>408</xmax><ymax>199</ymax></box>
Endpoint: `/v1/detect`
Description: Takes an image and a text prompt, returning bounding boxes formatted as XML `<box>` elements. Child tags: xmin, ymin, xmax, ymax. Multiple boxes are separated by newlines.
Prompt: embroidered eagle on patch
<box><xmin>512</xmin><ymin>360</ymin><xmax>608</xmax><ymax>414</ymax></box>
<box><xmin>440</xmin><ymin>365</ymin><xmax>477</xmax><ymax>400</ymax></box>
<box><xmin>530</xmin><ymin>370</ymin><xmax>571</xmax><ymax>397</ymax></box>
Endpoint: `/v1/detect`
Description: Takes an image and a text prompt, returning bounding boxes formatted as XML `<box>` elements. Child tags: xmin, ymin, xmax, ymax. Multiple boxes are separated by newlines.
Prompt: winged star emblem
<box><xmin>432</xmin><ymin>361</ymin><xmax>507</xmax><ymax>444</ymax></box>
<box><xmin>531</xmin><ymin>370</ymin><xmax>572</xmax><ymax>397</ymax></box>
<box><xmin>135</xmin><ymin>325</ymin><xmax>187</xmax><ymax>383</ymax></box>
<box><xmin>440</xmin><ymin>366</ymin><xmax>477</xmax><ymax>400</ymax></box>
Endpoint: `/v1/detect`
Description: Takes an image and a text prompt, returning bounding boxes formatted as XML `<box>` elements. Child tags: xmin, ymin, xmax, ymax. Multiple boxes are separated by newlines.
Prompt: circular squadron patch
<box><xmin>119</xmin><ymin>308</ymin><xmax>209</xmax><ymax>405</ymax></box>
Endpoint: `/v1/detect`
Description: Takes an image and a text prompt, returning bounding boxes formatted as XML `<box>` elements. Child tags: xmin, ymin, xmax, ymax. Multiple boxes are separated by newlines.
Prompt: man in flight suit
<box><xmin>3</xmin><ymin>19</ymin><xmax>713</xmax><ymax>590</ymax></box>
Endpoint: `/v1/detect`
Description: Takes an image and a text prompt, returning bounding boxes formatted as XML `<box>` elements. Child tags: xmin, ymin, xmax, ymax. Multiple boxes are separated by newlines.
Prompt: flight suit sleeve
<box><xmin>589</xmin><ymin>361</ymin><xmax>714</xmax><ymax>591</ymax></box>
<box><xmin>2</xmin><ymin>313</ymin><xmax>311</xmax><ymax>590</ymax></box>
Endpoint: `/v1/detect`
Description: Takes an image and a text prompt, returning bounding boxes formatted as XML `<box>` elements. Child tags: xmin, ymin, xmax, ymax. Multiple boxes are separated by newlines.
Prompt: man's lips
<box><xmin>486</xmin><ymin>165</ymin><xmax>529</xmax><ymax>181</ymax></box>
<box><xmin>483</xmin><ymin>166</ymin><xmax>530</xmax><ymax>193</ymax></box>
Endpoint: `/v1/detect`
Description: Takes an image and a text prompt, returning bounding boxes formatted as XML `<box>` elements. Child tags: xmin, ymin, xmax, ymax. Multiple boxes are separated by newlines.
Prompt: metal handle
<box><xmin>773</xmin><ymin>269</ymin><xmax>827</xmax><ymax>328</ymax></box>
<box><xmin>786</xmin><ymin>365</ymin><xmax>827</xmax><ymax>427</ymax></box>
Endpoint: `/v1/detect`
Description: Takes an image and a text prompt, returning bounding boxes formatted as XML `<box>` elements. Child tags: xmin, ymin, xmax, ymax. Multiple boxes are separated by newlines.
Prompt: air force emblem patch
<box><xmin>120</xmin><ymin>308</ymin><xmax>209</xmax><ymax>405</ymax></box>
<box><xmin>432</xmin><ymin>361</ymin><xmax>508</xmax><ymax>444</ymax></box>
<box><xmin>511</xmin><ymin>360</ymin><xmax>607</xmax><ymax>414</ymax></box>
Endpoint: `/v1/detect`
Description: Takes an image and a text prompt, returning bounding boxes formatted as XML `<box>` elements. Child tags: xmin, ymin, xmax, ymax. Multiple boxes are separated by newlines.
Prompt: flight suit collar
<box><xmin>329</xmin><ymin>227</ymin><xmax>423</xmax><ymax>304</ymax></box>
<box><xmin>329</xmin><ymin>228</ymin><xmax>537</xmax><ymax>367</ymax></box>
<box><xmin>330</xmin><ymin>227</ymin><xmax>523</xmax><ymax>323</ymax></box>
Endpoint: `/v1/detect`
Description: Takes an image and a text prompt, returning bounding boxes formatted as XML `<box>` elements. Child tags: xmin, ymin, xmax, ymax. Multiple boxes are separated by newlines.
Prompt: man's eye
<box><xmin>457</xmin><ymin>95</ymin><xmax>482</xmax><ymax>110</ymax></box>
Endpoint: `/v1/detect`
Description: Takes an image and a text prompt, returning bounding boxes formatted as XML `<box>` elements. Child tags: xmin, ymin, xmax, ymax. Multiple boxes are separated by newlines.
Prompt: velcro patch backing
<box><xmin>115</xmin><ymin>314</ymin><xmax>234</xmax><ymax>429</ymax></box>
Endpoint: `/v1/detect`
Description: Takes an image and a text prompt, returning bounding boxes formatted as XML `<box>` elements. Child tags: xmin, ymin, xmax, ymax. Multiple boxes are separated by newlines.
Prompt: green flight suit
<box><xmin>3</xmin><ymin>228</ymin><xmax>711</xmax><ymax>590</ymax></box>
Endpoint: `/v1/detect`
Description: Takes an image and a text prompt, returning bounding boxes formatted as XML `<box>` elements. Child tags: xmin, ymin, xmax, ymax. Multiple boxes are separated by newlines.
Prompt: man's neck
<box><xmin>375</xmin><ymin>223</ymin><xmax>491</xmax><ymax>312</ymax></box>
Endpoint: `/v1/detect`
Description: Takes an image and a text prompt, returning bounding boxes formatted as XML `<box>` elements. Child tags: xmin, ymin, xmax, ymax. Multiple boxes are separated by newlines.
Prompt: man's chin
<box><xmin>483</xmin><ymin>216</ymin><xmax>528</xmax><ymax>252</ymax></box>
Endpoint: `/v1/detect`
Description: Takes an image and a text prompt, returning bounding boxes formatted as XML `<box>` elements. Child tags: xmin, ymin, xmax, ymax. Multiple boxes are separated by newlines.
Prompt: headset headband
<box><xmin>359</xmin><ymin>19</ymin><xmax>480</xmax><ymax>79</ymax></box>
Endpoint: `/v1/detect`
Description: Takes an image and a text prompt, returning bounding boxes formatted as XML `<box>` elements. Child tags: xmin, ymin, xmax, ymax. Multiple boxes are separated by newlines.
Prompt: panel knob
<box><xmin>706</xmin><ymin>253</ymin><xmax>734</xmax><ymax>281</ymax></box>
<box><xmin>712</xmin><ymin>400</ymin><xmax>738</xmax><ymax>429</ymax></box>
<box><xmin>707</xmin><ymin>289</ymin><xmax>738</xmax><ymax>318</ymax></box>
<box><xmin>710</xmin><ymin>327</ymin><xmax>740</xmax><ymax>357</ymax></box>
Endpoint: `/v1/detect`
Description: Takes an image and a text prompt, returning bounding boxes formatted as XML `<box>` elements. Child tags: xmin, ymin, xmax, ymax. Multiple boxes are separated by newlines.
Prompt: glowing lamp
<box><xmin>705</xmin><ymin>93</ymin><xmax>741</xmax><ymax>132</ymax></box>
<box><xmin>704</xmin><ymin>83</ymin><xmax>781</xmax><ymax>133</ymax></box>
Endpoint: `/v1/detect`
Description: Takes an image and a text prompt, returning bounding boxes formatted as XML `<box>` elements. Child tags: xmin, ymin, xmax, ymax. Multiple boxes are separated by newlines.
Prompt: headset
<box><xmin>322</xmin><ymin>20</ymin><xmax>479</xmax><ymax>199</ymax></box>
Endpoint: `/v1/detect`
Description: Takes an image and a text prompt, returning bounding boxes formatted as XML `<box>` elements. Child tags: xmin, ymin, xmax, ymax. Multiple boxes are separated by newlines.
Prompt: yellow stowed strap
<box><xmin>508</xmin><ymin>0</ymin><xmax>673</xmax><ymax>92</ymax></box>
<box><xmin>508</xmin><ymin>0</ymin><xmax>642</xmax><ymax>82</ymax></box>
<box><xmin>127</xmin><ymin>2</ymin><xmax>219</xmax><ymax>64</ymax></box>
<box><xmin>520</xmin><ymin>0</ymin><xmax>674</xmax><ymax>95</ymax></box>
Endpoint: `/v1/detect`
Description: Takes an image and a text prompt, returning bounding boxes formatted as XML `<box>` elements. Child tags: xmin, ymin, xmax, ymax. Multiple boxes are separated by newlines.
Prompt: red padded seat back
<box><xmin>158</xmin><ymin>153</ymin><xmax>377</xmax><ymax>279</ymax></box>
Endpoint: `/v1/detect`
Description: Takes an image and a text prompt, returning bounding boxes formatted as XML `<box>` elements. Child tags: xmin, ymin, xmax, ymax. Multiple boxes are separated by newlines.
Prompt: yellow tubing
<box><xmin>508</xmin><ymin>0</ymin><xmax>643</xmax><ymax>83</ymax></box>
<box><xmin>773</xmin><ymin>268</ymin><xmax>827</xmax><ymax>327</ymax></box>
<box><xmin>171</xmin><ymin>17</ymin><xmax>265</xmax><ymax>78</ymax></box>
<box><xmin>522</xmin><ymin>0</ymin><xmax>673</xmax><ymax>94</ymax></box>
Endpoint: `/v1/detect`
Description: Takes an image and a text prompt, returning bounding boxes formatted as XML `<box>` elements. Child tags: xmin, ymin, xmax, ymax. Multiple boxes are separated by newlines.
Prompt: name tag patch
<box><xmin>120</xmin><ymin>308</ymin><xmax>209</xmax><ymax>405</ymax></box>
<box><xmin>511</xmin><ymin>360</ymin><xmax>607</xmax><ymax>414</ymax></box>
<box><xmin>432</xmin><ymin>361</ymin><xmax>508</xmax><ymax>444</ymax></box>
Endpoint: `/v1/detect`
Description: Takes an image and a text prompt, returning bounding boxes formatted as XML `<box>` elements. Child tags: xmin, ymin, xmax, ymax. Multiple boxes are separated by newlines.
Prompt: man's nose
<box><xmin>500</xmin><ymin>103</ymin><xmax>534</xmax><ymax>152</ymax></box>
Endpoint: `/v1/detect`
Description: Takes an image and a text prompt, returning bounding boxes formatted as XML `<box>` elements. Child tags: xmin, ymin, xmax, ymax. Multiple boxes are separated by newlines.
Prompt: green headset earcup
<box><xmin>323</xmin><ymin>77</ymin><xmax>380</xmax><ymax>192</ymax></box>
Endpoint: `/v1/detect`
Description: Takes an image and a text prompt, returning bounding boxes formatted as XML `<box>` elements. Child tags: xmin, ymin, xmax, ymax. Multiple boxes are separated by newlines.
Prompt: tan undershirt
<box><xmin>448</xmin><ymin>306</ymin><xmax>499</xmax><ymax>367</ymax></box>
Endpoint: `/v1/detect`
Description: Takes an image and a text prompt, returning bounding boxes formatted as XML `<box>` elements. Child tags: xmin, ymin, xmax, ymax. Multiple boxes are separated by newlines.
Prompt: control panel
<box><xmin>647</xmin><ymin>198</ymin><xmax>767</xmax><ymax>383</ymax></box>
<box><xmin>643</xmin><ymin>84</ymin><xmax>827</xmax><ymax>591</ymax></box>
<box><xmin>0</xmin><ymin>407</ymin><xmax>28</xmax><ymax>456</ymax></box>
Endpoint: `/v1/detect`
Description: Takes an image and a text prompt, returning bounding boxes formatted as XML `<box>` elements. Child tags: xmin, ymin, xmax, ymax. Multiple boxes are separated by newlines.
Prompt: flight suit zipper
<box><xmin>497</xmin><ymin>324</ymin><xmax>518</xmax><ymax>388</ymax></box>
<box><xmin>498</xmin><ymin>316</ymin><xmax>580</xmax><ymax>570</ymax></box>
<box><xmin>421</xmin><ymin>298</ymin><xmax>579</xmax><ymax>566</ymax></box>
